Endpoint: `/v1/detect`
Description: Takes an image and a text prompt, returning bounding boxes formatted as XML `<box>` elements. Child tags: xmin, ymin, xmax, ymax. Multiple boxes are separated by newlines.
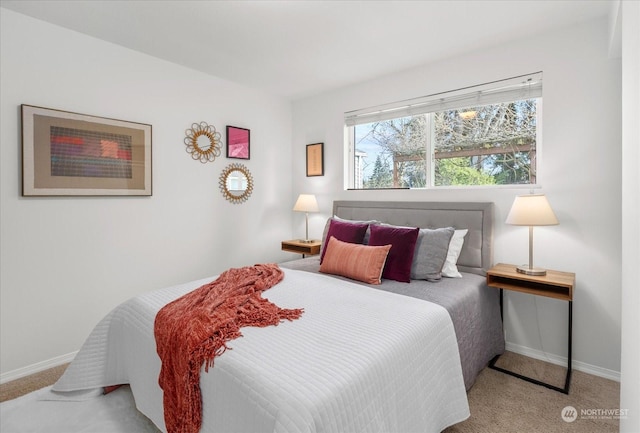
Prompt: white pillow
<box><xmin>441</xmin><ymin>229</ymin><xmax>468</xmax><ymax>278</ymax></box>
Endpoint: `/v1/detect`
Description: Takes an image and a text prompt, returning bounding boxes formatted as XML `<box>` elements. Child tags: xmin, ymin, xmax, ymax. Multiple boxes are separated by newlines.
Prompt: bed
<box><xmin>51</xmin><ymin>200</ymin><xmax>504</xmax><ymax>433</ymax></box>
<box><xmin>282</xmin><ymin>200</ymin><xmax>505</xmax><ymax>391</ymax></box>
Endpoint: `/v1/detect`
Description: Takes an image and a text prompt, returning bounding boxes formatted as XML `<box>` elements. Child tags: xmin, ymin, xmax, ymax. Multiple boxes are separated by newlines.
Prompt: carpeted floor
<box><xmin>0</xmin><ymin>364</ymin><xmax>69</xmax><ymax>403</ymax></box>
<box><xmin>443</xmin><ymin>352</ymin><xmax>620</xmax><ymax>433</ymax></box>
<box><xmin>0</xmin><ymin>351</ymin><xmax>620</xmax><ymax>433</ymax></box>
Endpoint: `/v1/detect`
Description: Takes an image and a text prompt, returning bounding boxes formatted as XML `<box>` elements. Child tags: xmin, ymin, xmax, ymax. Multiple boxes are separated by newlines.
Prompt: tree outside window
<box><xmin>353</xmin><ymin>98</ymin><xmax>539</xmax><ymax>189</ymax></box>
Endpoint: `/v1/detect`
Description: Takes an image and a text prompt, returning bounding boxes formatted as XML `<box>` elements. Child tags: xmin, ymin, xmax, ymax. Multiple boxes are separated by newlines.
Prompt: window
<box><xmin>346</xmin><ymin>73</ymin><xmax>542</xmax><ymax>189</ymax></box>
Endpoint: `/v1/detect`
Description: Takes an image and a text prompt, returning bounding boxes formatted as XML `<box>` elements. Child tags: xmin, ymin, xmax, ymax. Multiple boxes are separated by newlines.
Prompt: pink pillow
<box><xmin>368</xmin><ymin>224</ymin><xmax>420</xmax><ymax>283</ymax></box>
<box><xmin>320</xmin><ymin>219</ymin><xmax>369</xmax><ymax>263</ymax></box>
<box><xmin>320</xmin><ymin>237</ymin><xmax>391</xmax><ymax>285</ymax></box>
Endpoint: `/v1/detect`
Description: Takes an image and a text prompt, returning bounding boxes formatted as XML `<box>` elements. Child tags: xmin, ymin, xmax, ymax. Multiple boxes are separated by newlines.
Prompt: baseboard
<box><xmin>506</xmin><ymin>342</ymin><xmax>621</xmax><ymax>382</ymax></box>
<box><xmin>0</xmin><ymin>351</ymin><xmax>77</xmax><ymax>384</ymax></box>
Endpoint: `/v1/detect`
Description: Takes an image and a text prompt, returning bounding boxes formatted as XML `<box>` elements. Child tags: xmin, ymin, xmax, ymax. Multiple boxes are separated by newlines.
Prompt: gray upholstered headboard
<box><xmin>332</xmin><ymin>201</ymin><xmax>494</xmax><ymax>276</ymax></box>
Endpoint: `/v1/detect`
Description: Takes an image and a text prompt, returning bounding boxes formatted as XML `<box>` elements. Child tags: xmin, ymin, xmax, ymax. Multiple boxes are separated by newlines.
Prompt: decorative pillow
<box><xmin>411</xmin><ymin>227</ymin><xmax>455</xmax><ymax>281</ymax></box>
<box><xmin>319</xmin><ymin>219</ymin><xmax>370</xmax><ymax>263</ymax></box>
<box><xmin>368</xmin><ymin>224</ymin><xmax>420</xmax><ymax>283</ymax></box>
<box><xmin>441</xmin><ymin>229</ymin><xmax>468</xmax><ymax>278</ymax></box>
<box><xmin>320</xmin><ymin>237</ymin><xmax>391</xmax><ymax>285</ymax></box>
<box><xmin>320</xmin><ymin>216</ymin><xmax>379</xmax><ymax>256</ymax></box>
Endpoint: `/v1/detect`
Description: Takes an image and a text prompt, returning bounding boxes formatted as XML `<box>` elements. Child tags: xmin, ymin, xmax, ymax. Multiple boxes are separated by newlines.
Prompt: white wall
<box><xmin>619</xmin><ymin>0</ymin><xmax>640</xmax><ymax>430</ymax></box>
<box><xmin>292</xmin><ymin>18</ymin><xmax>622</xmax><ymax>378</ymax></box>
<box><xmin>0</xmin><ymin>9</ymin><xmax>294</xmax><ymax>377</ymax></box>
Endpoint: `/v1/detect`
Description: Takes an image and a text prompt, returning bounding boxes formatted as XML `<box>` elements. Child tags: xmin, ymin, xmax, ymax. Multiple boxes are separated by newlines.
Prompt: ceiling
<box><xmin>1</xmin><ymin>0</ymin><xmax>614</xmax><ymax>101</ymax></box>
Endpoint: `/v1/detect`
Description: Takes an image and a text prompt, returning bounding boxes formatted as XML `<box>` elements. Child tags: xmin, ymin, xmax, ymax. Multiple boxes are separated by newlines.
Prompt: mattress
<box><xmin>282</xmin><ymin>257</ymin><xmax>505</xmax><ymax>390</ymax></box>
<box><xmin>52</xmin><ymin>267</ymin><xmax>470</xmax><ymax>433</ymax></box>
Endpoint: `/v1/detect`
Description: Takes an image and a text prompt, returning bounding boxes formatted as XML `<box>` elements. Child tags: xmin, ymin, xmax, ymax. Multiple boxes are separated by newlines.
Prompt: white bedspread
<box><xmin>53</xmin><ymin>268</ymin><xmax>469</xmax><ymax>433</ymax></box>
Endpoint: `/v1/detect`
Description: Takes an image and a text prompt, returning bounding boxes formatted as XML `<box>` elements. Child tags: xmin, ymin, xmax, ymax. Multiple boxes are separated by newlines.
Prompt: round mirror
<box><xmin>184</xmin><ymin>121</ymin><xmax>221</xmax><ymax>163</ymax></box>
<box><xmin>219</xmin><ymin>163</ymin><xmax>253</xmax><ymax>204</ymax></box>
<box><xmin>196</xmin><ymin>134</ymin><xmax>212</xmax><ymax>152</ymax></box>
<box><xmin>226</xmin><ymin>169</ymin><xmax>248</xmax><ymax>196</ymax></box>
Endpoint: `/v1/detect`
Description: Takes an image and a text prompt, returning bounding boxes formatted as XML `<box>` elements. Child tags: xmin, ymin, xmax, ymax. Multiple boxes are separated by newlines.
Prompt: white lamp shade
<box><xmin>293</xmin><ymin>194</ymin><xmax>319</xmax><ymax>212</ymax></box>
<box><xmin>505</xmin><ymin>194</ymin><xmax>559</xmax><ymax>226</ymax></box>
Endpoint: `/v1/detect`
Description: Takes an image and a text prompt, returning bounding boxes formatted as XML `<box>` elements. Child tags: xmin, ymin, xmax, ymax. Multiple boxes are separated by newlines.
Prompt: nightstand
<box><xmin>486</xmin><ymin>263</ymin><xmax>575</xmax><ymax>394</ymax></box>
<box><xmin>281</xmin><ymin>239</ymin><xmax>322</xmax><ymax>257</ymax></box>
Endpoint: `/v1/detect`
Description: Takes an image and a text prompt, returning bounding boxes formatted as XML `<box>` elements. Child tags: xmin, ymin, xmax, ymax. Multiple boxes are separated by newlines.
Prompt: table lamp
<box><xmin>293</xmin><ymin>194</ymin><xmax>319</xmax><ymax>243</ymax></box>
<box><xmin>505</xmin><ymin>194</ymin><xmax>559</xmax><ymax>276</ymax></box>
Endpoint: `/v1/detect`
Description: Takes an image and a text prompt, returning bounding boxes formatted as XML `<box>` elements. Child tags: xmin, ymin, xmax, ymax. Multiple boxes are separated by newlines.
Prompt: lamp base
<box><xmin>298</xmin><ymin>239</ymin><xmax>315</xmax><ymax>244</ymax></box>
<box><xmin>516</xmin><ymin>265</ymin><xmax>547</xmax><ymax>276</ymax></box>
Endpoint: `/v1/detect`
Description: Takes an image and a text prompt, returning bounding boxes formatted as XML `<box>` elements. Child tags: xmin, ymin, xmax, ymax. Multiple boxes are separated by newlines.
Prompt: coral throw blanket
<box><xmin>154</xmin><ymin>263</ymin><xmax>303</xmax><ymax>433</ymax></box>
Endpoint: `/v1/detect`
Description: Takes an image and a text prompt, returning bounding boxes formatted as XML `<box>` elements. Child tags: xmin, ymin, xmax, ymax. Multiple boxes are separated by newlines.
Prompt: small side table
<box><xmin>281</xmin><ymin>239</ymin><xmax>321</xmax><ymax>258</ymax></box>
<box><xmin>486</xmin><ymin>263</ymin><xmax>575</xmax><ymax>394</ymax></box>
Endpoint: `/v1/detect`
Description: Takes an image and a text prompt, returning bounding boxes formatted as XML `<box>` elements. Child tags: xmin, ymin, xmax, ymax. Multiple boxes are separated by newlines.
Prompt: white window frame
<box><xmin>345</xmin><ymin>72</ymin><xmax>543</xmax><ymax>190</ymax></box>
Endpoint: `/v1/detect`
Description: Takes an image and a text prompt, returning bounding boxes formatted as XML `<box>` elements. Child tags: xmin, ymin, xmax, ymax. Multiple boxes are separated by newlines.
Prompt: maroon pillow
<box><xmin>320</xmin><ymin>219</ymin><xmax>369</xmax><ymax>263</ymax></box>
<box><xmin>368</xmin><ymin>224</ymin><xmax>420</xmax><ymax>283</ymax></box>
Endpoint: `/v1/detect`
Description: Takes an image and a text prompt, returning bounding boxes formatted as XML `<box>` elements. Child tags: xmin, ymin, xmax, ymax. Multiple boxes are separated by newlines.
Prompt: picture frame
<box><xmin>226</xmin><ymin>126</ymin><xmax>250</xmax><ymax>160</ymax></box>
<box><xmin>306</xmin><ymin>143</ymin><xmax>324</xmax><ymax>177</ymax></box>
<box><xmin>21</xmin><ymin>104</ymin><xmax>152</xmax><ymax>196</ymax></box>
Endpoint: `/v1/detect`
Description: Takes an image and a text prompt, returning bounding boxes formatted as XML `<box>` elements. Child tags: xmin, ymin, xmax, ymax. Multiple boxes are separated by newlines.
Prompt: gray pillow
<box><xmin>410</xmin><ymin>227</ymin><xmax>455</xmax><ymax>281</ymax></box>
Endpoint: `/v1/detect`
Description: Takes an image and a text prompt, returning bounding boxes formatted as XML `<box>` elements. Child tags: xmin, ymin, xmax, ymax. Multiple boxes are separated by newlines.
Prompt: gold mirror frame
<box><xmin>219</xmin><ymin>163</ymin><xmax>254</xmax><ymax>204</ymax></box>
<box><xmin>184</xmin><ymin>121</ymin><xmax>222</xmax><ymax>163</ymax></box>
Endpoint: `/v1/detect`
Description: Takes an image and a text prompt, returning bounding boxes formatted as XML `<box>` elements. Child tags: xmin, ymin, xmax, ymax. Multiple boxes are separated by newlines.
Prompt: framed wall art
<box><xmin>21</xmin><ymin>105</ymin><xmax>152</xmax><ymax>196</ymax></box>
<box><xmin>306</xmin><ymin>142</ymin><xmax>324</xmax><ymax>177</ymax></box>
<box><xmin>226</xmin><ymin>126</ymin><xmax>250</xmax><ymax>160</ymax></box>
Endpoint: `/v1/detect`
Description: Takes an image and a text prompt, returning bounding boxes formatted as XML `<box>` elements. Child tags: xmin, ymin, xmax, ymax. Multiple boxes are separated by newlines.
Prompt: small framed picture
<box><xmin>226</xmin><ymin>126</ymin><xmax>250</xmax><ymax>160</ymax></box>
<box><xmin>306</xmin><ymin>143</ymin><xmax>324</xmax><ymax>177</ymax></box>
<box><xmin>21</xmin><ymin>104</ymin><xmax>152</xmax><ymax>196</ymax></box>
